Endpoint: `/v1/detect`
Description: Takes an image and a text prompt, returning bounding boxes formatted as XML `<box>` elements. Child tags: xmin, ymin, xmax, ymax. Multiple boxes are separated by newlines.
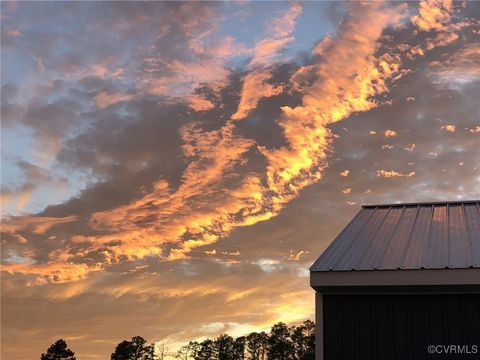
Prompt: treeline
<box><xmin>40</xmin><ymin>320</ymin><xmax>314</xmax><ymax>360</ymax></box>
<box><xmin>176</xmin><ymin>320</ymin><xmax>315</xmax><ymax>360</ymax></box>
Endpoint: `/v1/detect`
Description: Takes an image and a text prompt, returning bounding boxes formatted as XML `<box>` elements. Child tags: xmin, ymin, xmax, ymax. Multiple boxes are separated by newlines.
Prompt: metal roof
<box><xmin>310</xmin><ymin>201</ymin><xmax>480</xmax><ymax>272</ymax></box>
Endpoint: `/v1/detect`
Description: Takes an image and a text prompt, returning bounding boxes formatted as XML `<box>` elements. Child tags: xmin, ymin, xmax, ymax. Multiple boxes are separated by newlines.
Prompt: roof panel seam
<box><xmin>398</xmin><ymin>204</ymin><xmax>421</xmax><ymax>269</ymax></box>
<box><xmin>330</xmin><ymin>207</ymin><xmax>382</xmax><ymax>270</ymax></box>
<box><xmin>422</xmin><ymin>204</ymin><xmax>435</xmax><ymax>269</ymax></box>
<box><xmin>309</xmin><ymin>208</ymin><xmax>366</xmax><ymax>270</ymax></box>
<box><xmin>318</xmin><ymin>207</ymin><xmax>377</xmax><ymax>271</ymax></box>
<box><xmin>357</xmin><ymin>206</ymin><xmax>395</xmax><ymax>270</ymax></box>
<box><xmin>375</xmin><ymin>205</ymin><xmax>406</xmax><ymax>270</ymax></box>
<box><xmin>461</xmin><ymin>203</ymin><xmax>472</xmax><ymax>268</ymax></box>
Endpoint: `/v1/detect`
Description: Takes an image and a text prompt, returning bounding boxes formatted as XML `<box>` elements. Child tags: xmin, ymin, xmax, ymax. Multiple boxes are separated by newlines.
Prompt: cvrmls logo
<box><xmin>428</xmin><ymin>345</ymin><xmax>478</xmax><ymax>354</ymax></box>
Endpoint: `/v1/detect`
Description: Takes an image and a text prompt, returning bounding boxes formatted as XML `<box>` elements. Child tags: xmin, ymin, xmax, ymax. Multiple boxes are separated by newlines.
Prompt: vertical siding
<box><xmin>323</xmin><ymin>293</ymin><xmax>480</xmax><ymax>360</ymax></box>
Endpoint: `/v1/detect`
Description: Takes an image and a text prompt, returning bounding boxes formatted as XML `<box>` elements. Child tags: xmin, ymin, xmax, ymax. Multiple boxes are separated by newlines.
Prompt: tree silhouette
<box><xmin>111</xmin><ymin>336</ymin><xmax>155</xmax><ymax>360</ymax></box>
<box><xmin>232</xmin><ymin>336</ymin><xmax>245</xmax><ymax>359</ymax></box>
<box><xmin>267</xmin><ymin>323</ymin><xmax>294</xmax><ymax>360</ymax></box>
<box><xmin>196</xmin><ymin>339</ymin><xmax>215</xmax><ymax>360</ymax></box>
<box><xmin>40</xmin><ymin>339</ymin><xmax>76</xmax><ymax>360</ymax></box>
<box><xmin>176</xmin><ymin>342</ymin><xmax>200</xmax><ymax>360</ymax></box>
<box><xmin>215</xmin><ymin>334</ymin><xmax>234</xmax><ymax>360</ymax></box>
<box><xmin>174</xmin><ymin>320</ymin><xmax>315</xmax><ymax>360</ymax></box>
<box><xmin>291</xmin><ymin>320</ymin><xmax>315</xmax><ymax>360</ymax></box>
<box><xmin>156</xmin><ymin>343</ymin><xmax>168</xmax><ymax>360</ymax></box>
<box><xmin>246</xmin><ymin>332</ymin><xmax>267</xmax><ymax>360</ymax></box>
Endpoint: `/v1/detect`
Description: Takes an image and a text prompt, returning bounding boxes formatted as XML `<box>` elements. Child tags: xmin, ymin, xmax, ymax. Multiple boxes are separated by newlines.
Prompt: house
<box><xmin>310</xmin><ymin>201</ymin><xmax>480</xmax><ymax>360</ymax></box>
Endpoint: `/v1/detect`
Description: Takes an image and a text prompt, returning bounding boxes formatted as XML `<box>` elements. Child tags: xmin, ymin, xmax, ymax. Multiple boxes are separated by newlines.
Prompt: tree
<box><xmin>174</xmin><ymin>319</ymin><xmax>315</xmax><ymax>360</ymax></box>
<box><xmin>215</xmin><ymin>334</ymin><xmax>234</xmax><ymax>360</ymax></box>
<box><xmin>291</xmin><ymin>320</ymin><xmax>315</xmax><ymax>360</ymax></box>
<box><xmin>267</xmin><ymin>323</ymin><xmax>294</xmax><ymax>360</ymax></box>
<box><xmin>246</xmin><ymin>332</ymin><xmax>267</xmax><ymax>360</ymax></box>
<box><xmin>156</xmin><ymin>343</ymin><xmax>168</xmax><ymax>360</ymax></box>
<box><xmin>232</xmin><ymin>336</ymin><xmax>246</xmax><ymax>360</ymax></box>
<box><xmin>111</xmin><ymin>336</ymin><xmax>155</xmax><ymax>360</ymax></box>
<box><xmin>196</xmin><ymin>339</ymin><xmax>215</xmax><ymax>360</ymax></box>
<box><xmin>176</xmin><ymin>341</ymin><xmax>200</xmax><ymax>360</ymax></box>
<box><xmin>40</xmin><ymin>339</ymin><xmax>76</xmax><ymax>360</ymax></box>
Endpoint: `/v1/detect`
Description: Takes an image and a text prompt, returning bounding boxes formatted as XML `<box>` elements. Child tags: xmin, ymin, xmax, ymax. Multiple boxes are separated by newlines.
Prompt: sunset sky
<box><xmin>1</xmin><ymin>1</ymin><xmax>479</xmax><ymax>359</ymax></box>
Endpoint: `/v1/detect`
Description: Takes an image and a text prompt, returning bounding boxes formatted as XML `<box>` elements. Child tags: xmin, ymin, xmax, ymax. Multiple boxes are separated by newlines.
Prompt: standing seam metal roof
<box><xmin>310</xmin><ymin>201</ymin><xmax>480</xmax><ymax>271</ymax></box>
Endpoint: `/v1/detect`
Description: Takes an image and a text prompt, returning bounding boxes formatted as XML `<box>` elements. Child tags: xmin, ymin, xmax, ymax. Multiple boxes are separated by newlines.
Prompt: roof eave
<box><xmin>310</xmin><ymin>268</ymin><xmax>480</xmax><ymax>288</ymax></box>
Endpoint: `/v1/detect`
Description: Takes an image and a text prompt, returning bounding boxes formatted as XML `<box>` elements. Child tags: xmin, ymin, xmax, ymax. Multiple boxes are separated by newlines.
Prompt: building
<box><xmin>310</xmin><ymin>201</ymin><xmax>480</xmax><ymax>360</ymax></box>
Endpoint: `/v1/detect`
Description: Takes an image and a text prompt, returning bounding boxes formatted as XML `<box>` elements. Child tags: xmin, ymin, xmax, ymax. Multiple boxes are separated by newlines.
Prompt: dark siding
<box><xmin>323</xmin><ymin>293</ymin><xmax>480</xmax><ymax>360</ymax></box>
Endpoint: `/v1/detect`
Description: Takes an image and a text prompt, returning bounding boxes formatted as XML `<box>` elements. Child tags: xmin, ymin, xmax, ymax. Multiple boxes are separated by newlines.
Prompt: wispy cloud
<box><xmin>232</xmin><ymin>2</ymin><xmax>302</xmax><ymax>120</ymax></box>
<box><xmin>376</xmin><ymin>170</ymin><xmax>416</xmax><ymax>178</ymax></box>
<box><xmin>1</xmin><ymin>1</ymin><xmax>411</xmax><ymax>283</ymax></box>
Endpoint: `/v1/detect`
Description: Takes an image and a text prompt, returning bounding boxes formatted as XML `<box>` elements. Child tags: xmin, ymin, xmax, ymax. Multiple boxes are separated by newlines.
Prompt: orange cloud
<box><xmin>411</xmin><ymin>0</ymin><xmax>453</xmax><ymax>32</ymax></box>
<box><xmin>2</xmin><ymin>215</ymin><xmax>77</xmax><ymax>235</ymax></box>
<box><xmin>287</xmin><ymin>250</ymin><xmax>309</xmax><ymax>261</ymax></box>
<box><xmin>441</xmin><ymin>124</ymin><xmax>456</xmax><ymax>132</ymax></box>
<box><xmin>405</xmin><ymin>144</ymin><xmax>416</xmax><ymax>152</ymax></box>
<box><xmin>406</xmin><ymin>0</ymin><xmax>476</xmax><ymax>61</ymax></box>
<box><xmin>340</xmin><ymin>169</ymin><xmax>350</xmax><ymax>177</ymax></box>
<box><xmin>2</xmin><ymin>261</ymin><xmax>102</xmax><ymax>284</ymax></box>
<box><xmin>232</xmin><ymin>3</ymin><xmax>302</xmax><ymax>120</ymax></box>
<box><xmin>6</xmin><ymin>29</ymin><xmax>22</xmax><ymax>38</ymax></box>
<box><xmin>93</xmin><ymin>91</ymin><xmax>134</xmax><ymax>109</ymax></box>
<box><xmin>139</xmin><ymin>14</ymin><xmax>250</xmax><ymax>104</ymax></box>
<box><xmin>185</xmin><ymin>95</ymin><xmax>215</xmax><ymax>111</ymax></box>
<box><xmin>384</xmin><ymin>129</ymin><xmax>397</xmax><ymax>137</ymax></box>
<box><xmin>429</xmin><ymin>44</ymin><xmax>480</xmax><ymax>84</ymax></box>
<box><xmin>271</xmin><ymin>2</ymin><xmax>303</xmax><ymax>38</ymax></box>
<box><xmin>426</xmin><ymin>31</ymin><xmax>458</xmax><ymax>49</ymax></box>
<box><xmin>231</xmin><ymin>71</ymin><xmax>284</xmax><ymax>120</ymax></box>
<box><xmin>142</xmin><ymin>59</ymin><xmax>230</xmax><ymax>98</ymax></box>
<box><xmin>376</xmin><ymin>170</ymin><xmax>416</xmax><ymax>177</ymax></box>
<box><xmin>250</xmin><ymin>2</ymin><xmax>302</xmax><ymax>67</ymax></box>
<box><xmin>204</xmin><ymin>249</ymin><xmax>240</xmax><ymax>257</ymax></box>
<box><xmin>84</xmin><ymin>122</ymin><xmax>273</xmax><ymax>263</ymax></box>
<box><xmin>4</xmin><ymin>2</ymin><xmax>411</xmax><ymax>284</ymax></box>
<box><xmin>17</xmin><ymin>188</ymin><xmax>33</xmax><ymax>210</ymax></box>
<box><xmin>189</xmin><ymin>34</ymin><xmax>249</xmax><ymax>59</ymax></box>
<box><xmin>260</xmin><ymin>2</ymin><xmax>407</xmax><ymax>208</ymax></box>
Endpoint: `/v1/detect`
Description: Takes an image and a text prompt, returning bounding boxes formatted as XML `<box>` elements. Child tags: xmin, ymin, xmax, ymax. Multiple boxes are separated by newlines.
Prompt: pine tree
<box><xmin>267</xmin><ymin>323</ymin><xmax>294</xmax><ymax>360</ymax></box>
<box><xmin>111</xmin><ymin>336</ymin><xmax>155</xmax><ymax>360</ymax></box>
<box><xmin>291</xmin><ymin>320</ymin><xmax>315</xmax><ymax>360</ymax></box>
<box><xmin>40</xmin><ymin>339</ymin><xmax>76</xmax><ymax>360</ymax></box>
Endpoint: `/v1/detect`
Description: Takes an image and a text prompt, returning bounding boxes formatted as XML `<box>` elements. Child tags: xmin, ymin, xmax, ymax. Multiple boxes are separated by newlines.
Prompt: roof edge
<box><xmin>362</xmin><ymin>200</ymin><xmax>480</xmax><ymax>209</ymax></box>
<box><xmin>310</xmin><ymin>268</ymin><xmax>480</xmax><ymax>287</ymax></box>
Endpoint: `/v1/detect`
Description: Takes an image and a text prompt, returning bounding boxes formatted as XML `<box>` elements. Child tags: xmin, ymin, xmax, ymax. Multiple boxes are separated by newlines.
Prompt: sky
<box><xmin>1</xmin><ymin>0</ymin><xmax>479</xmax><ymax>358</ymax></box>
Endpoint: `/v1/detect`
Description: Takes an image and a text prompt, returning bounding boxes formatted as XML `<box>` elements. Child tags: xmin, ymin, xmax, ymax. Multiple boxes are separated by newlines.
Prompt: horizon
<box><xmin>1</xmin><ymin>1</ymin><xmax>480</xmax><ymax>359</ymax></box>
